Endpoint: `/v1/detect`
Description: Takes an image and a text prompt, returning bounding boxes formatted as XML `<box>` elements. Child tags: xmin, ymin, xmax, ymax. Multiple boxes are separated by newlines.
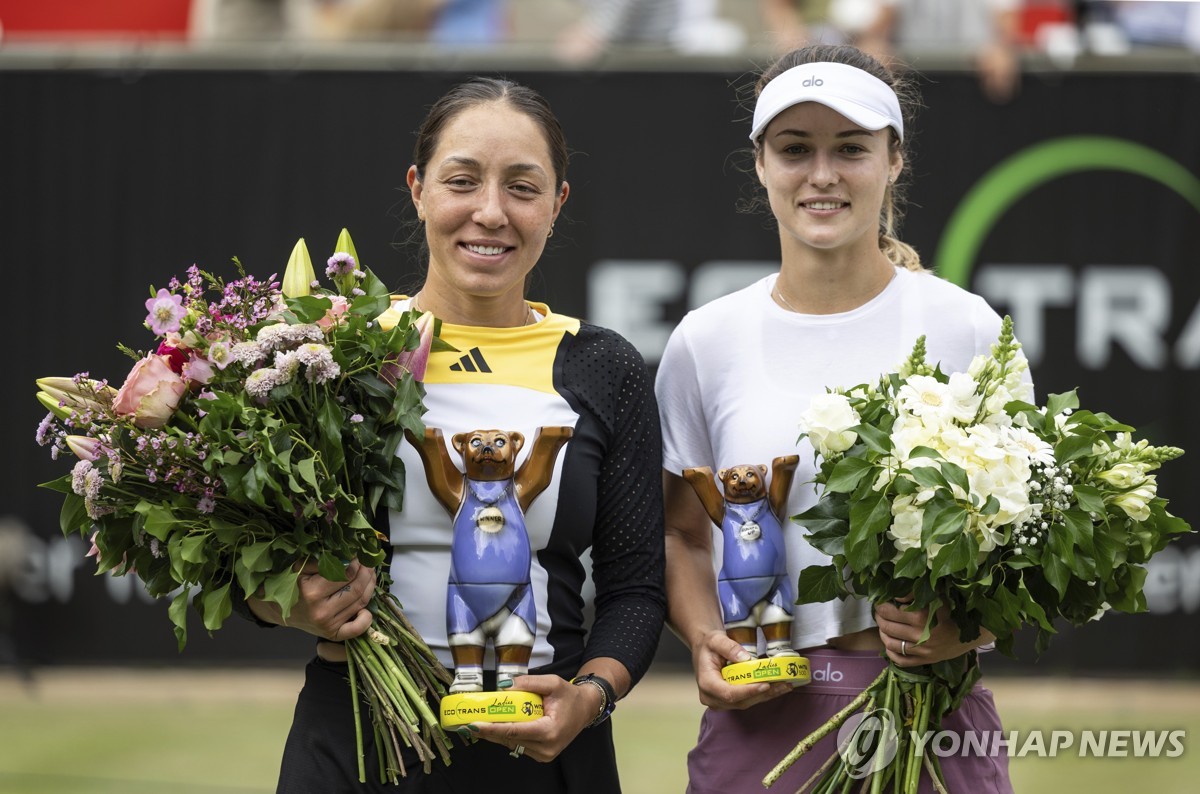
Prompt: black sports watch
<box><xmin>571</xmin><ymin>673</ymin><xmax>617</xmax><ymax>727</ymax></box>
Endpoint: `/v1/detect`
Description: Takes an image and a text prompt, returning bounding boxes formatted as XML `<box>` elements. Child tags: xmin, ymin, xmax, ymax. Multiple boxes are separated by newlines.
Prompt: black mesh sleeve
<box><xmin>563</xmin><ymin>324</ymin><xmax>667</xmax><ymax>689</ymax></box>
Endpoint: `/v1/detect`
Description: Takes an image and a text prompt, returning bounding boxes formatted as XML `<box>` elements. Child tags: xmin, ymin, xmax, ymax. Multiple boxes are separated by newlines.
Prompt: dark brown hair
<box><xmin>412</xmin><ymin>76</ymin><xmax>569</xmax><ymax>188</ymax></box>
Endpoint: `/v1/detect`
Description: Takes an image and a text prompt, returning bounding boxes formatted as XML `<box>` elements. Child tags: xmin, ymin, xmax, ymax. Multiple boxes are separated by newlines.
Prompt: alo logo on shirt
<box><xmin>810</xmin><ymin>662</ymin><xmax>844</xmax><ymax>682</ymax></box>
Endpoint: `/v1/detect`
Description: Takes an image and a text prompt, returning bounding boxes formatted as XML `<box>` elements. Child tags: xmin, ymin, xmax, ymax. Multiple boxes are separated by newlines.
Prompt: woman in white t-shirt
<box><xmin>655</xmin><ymin>43</ymin><xmax>1015</xmax><ymax>793</ymax></box>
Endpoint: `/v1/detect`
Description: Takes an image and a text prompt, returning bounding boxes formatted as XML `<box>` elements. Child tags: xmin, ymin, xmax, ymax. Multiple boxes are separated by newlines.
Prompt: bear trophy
<box><xmin>408</xmin><ymin>426</ymin><xmax>572</xmax><ymax>723</ymax></box>
<box><xmin>683</xmin><ymin>455</ymin><xmax>811</xmax><ymax>686</ymax></box>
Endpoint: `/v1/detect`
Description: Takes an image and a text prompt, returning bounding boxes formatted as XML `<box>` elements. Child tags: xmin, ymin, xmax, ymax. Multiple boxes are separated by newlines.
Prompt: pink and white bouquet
<box><xmin>765</xmin><ymin>317</ymin><xmax>1192</xmax><ymax>792</ymax></box>
<box><xmin>35</xmin><ymin>229</ymin><xmax>453</xmax><ymax>783</ymax></box>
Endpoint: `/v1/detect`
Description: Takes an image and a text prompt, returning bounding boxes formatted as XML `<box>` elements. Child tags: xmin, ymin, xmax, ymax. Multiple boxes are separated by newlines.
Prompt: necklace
<box><xmin>412</xmin><ymin>291</ymin><xmax>536</xmax><ymax>326</ymax></box>
<box><xmin>773</xmin><ymin>281</ymin><xmax>801</xmax><ymax>313</ymax></box>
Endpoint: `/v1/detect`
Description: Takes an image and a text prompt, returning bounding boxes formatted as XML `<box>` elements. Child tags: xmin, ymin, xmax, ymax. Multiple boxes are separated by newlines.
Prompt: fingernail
<box><xmin>497</xmin><ymin>679</ymin><xmax>514</xmax><ymax>689</ymax></box>
<box><xmin>466</xmin><ymin>724</ymin><xmax>480</xmax><ymax>733</ymax></box>
<box><xmin>455</xmin><ymin>727</ymin><xmax>472</xmax><ymax>739</ymax></box>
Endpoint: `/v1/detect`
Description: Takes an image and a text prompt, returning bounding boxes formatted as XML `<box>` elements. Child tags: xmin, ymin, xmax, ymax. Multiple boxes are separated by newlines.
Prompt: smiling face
<box><xmin>408</xmin><ymin>101</ymin><xmax>568</xmax><ymax>314</ymax></box>
<box><xmin>755</xmin><ymin>101</ymin><xmax>902</xmax><ymax>261</ymax></box>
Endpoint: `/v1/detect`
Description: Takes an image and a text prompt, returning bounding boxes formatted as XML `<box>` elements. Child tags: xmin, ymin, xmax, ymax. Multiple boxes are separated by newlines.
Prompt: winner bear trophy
<box><xmin>683</xmin><ymin>456</ymin><xmax>811</xmax><ymax>686</ymax></box>
<box><xmin>409</xmin><ymin>426</ymin><xmax>572</xmax><ymax>726</ymax></box>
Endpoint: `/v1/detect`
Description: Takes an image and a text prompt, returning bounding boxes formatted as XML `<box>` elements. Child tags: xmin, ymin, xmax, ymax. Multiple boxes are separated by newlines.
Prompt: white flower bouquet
<box><xmin>35</xmin><ymin>229</ymin><xmax>455</xmax><ymax>783</ymax></box>
<box><xmin>764</xmin><ymin>317</ymin><xmax>1192</xmax><ymax>792</ymax></box>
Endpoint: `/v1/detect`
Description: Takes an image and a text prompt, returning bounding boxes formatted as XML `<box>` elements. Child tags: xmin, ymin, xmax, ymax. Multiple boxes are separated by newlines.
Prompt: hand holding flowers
<box><xmin>764</xmin><ymin>316</ymin><xmax>1192</xmax><ymax>792</ymax></box>
<box><xmin>35</xmin><ymin>229</ymin><xmax>453</xmax><ymax>784</ymax></box>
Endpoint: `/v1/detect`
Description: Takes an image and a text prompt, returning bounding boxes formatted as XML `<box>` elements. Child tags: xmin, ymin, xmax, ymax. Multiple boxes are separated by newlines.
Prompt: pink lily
<box><xmin>381</xmin><ymin>311</ymin><xmax>434</xmax><ymax>384</ymax></box>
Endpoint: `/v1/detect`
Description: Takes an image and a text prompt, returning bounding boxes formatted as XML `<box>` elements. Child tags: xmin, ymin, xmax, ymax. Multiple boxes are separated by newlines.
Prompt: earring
<box><xmin>547</xmin><ymin>225</ymin><xmax>555</xmax><ymax>239</ymax></box>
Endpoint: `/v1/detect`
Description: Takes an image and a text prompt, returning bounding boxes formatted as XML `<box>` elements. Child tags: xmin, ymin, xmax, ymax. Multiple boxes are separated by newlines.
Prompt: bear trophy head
<box><xmin>452</xmin><ymin>429</ymin><xmax>526</xmax><ymax>482</ymax></box>
<box><xmin>717</xmin><ymin>464</ymin><xmax>768</xmax><ymax>505</ymax></box>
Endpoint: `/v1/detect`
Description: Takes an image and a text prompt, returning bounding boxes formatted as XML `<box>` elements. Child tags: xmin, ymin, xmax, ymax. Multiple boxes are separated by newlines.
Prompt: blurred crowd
<box><xmin>2</xmin><ymin>1</ymin><xmax>1198</xmax><ymax>74</ymax></box>
<box><xmin>186</xmin><ymin>1</ymin><xmax>1200</xmax><ymax>60</ymax></box>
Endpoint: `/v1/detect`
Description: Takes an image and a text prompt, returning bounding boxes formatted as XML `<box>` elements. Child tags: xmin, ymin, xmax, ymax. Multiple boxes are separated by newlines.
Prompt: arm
<box><xmin>665</xmin><ymin>471</ymin><xmax>794</xmax><ymax>710</ymax></box>
<box><xmin>515</xmin><ymin>426</ymin><xmax>574</xmax><ymax>512</ymax></box>
<box><xmin>769</xmin><ymin>454</ymin><xmax>799</xmax><ymax>517</ymax></box>
<box><xmin>404</xmin><ymin>427</ymin><xmax>462</xmax><ymax>516</ymax></box>
<box><xmin>681</xmin><ymin>466</ymin><xmax>725</xmax><ymax>526</ymax></box>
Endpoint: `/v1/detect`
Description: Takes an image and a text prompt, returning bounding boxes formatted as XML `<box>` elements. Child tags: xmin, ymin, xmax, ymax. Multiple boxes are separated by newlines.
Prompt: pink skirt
<box><xmin>686</xmin><ymin>649</ymin><xmax>1012</xmax><ymax>794</ymax></box>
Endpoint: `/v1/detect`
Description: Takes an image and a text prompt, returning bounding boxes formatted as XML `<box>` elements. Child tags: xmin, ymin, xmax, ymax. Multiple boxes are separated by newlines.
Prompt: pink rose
<box><xmin>112</xmin><ymin>354</ymin><xmax>188</xmax><ymax>428</ymax></box>
<box><xmin>316</xmin><ymin>294</ymin><xmax>350</xmax><ymax>331</ymax></box>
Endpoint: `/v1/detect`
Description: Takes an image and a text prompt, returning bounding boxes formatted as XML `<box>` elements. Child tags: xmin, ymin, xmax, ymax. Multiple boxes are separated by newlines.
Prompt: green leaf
<box><xmin>180</xmin><ymin>534</ymin><xmax>208</xmax><ymax>564</ymax></box>
<box><xmin>1042</xmin><ymin>552</ymin><xmax>1070</xmax><ymax>598</ymax></box>
<box><xmin>169</xmin><ymin>589</ymin><xmax>190</xmax><ymax>652</ymax></box>
<box><xmin>1055</xmin><ymin>434</ymin><xmax>1095</xmax><ymax>464</ymax></box>
<box><xmin>930</xmin><ymin>532</ymin><xmax>977</xmax><ymax>582</ymax></box>
<box><xmin>296</xmin><ymin>456</ymin><xmax>319</xmax><ymax>490</ymax></box>
<box><xmin>318</xmin><ymin>553</ymin><xmax>348</xmax><ymax>582</ymax></box>
<box><xmin>920</xmin><ymin>498</ymin><xmax>967</xmax><ymax>546</ymax></box>
<box><xmin>58</xmin><ymin>492</ymin><xmax>88</xmax><ymax>536</ymax></box>
<box><xmin>853</xmin><ymin>423</ymin><xmax>892</xmax><ymax>455</ymax></box>
<box><xmin>142</xmin><ymin>505</ymin><xmax>177</xmax><ymax>541</ymax></box>
<box><xmin>200</xmin><ymin>584</ymin><xmax>232</xmax><ymax>632</ymax></box>
<box><xmin>263</xmin><ymin>570</ymin><xmax>300</xmax><ymax>622</ymax></box>
<box><xmin>940</xmin><ymin>461</ymin><xmax>970</xmax><ymax>496</ymax></box>
<box><xmin>907</xmin><ymin>446</ymin><xmax>945</xmax><ymax>462</ymax></box>
<box><xmin>1018</xmin><ymin>576</ymin><xmax>1056</xmax><ymax>631</ymax></box>
<box><xmin>39</xmin><ymin>474</ymin><xmax>76</xmax><ymax>495</ymax></box>
<box><xmin>893</xmin><ymin>547</ymin><xmax>927</xmax><ymax>579</ymax></box>
<box><xmin>824</xmin><ymin>457</ymin><xmax>876</xmax><ymax>494</ymax></box>
<box><xmin>240</xmin><ymin>541</ymin><xmax>275</xmax><ymax>573</ymax></box>
<box><xmin>1046</xmin><ymin>391</ymin><xmax>1080</xmax><ymax>417</ymax></box>
<box><xmin>1073</xmin><ymin>485</ymin><xmax>1106</xmax><ymax>516</ymax></box>
<box><xmin>795</xmin><ymin>565</ymin><xmax>846</xmax><ymax>604</ymax></box>
<box><xmin>241</xmin><ymin>462</ymin><xmax>268</xmax><ymax>507</ymax></box>
<box><xmin>845</xmin><ymin>491</ymin><xmax>890</xmax><ymax>570</ymax></box>
<box><xmin>909</xmin><ymin>466</ymin><xmax>949</xmax><ymax>490</ymax></box>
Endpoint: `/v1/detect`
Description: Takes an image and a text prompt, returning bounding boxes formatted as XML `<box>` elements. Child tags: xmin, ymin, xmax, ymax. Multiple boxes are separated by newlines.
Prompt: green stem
<box><xmin>763</xmin><ymin>668</ymin><xmax>888</xmax><ymax>788</ymax></box>
<box><xmin>923</xmin><ymin>752</ymin><xmax>949</xmax><ymax>794</ymax></box>
<box><xmin>346</xmin><ymin>649</ymin><xmax>366</xmax><ymax>783</ymax></box>
<box><xmin>367</xmin><ymin>638</ymin><xmax>443</xmax><ymax>731</ymax></box>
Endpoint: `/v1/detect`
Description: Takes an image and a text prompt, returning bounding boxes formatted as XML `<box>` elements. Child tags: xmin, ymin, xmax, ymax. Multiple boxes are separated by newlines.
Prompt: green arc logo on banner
<box><xmin>934</xmin><ymin>136</ymin><xmax>1200</xmax><ymax>287</ymax></box>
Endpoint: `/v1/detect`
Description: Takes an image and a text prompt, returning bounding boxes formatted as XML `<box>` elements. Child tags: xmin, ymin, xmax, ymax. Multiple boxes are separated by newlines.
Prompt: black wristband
<box><xmin>571</xmin><ymin>673</ymin><xmax>616</xmax><ymax>728</ymax></box>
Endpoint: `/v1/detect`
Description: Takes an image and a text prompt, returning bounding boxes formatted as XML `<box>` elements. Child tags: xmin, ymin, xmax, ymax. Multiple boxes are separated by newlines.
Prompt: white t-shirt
<box><xmin>655</xmin><ymin>267</ymin><xmax>1005</xmax><ymax>651</ymax></box>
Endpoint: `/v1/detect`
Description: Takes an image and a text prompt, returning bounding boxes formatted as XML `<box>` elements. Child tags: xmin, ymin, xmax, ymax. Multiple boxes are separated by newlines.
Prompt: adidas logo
<box><xmin>449</xmin><ymin>347</ymin><xmax>492</xmax><ymax>373</ymax></box>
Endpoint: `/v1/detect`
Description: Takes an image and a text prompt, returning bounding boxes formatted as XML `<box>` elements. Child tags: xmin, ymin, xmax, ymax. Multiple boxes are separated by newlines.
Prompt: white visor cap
<box><xmin>750</xmin><ymin>62</ymin><xmax>903</xmax><ymax>143</ymax></box>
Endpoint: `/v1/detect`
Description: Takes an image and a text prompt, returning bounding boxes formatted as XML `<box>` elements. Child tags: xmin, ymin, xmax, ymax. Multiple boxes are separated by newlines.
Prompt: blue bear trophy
<box><xmin>683</xmin><ymin>455</ymin><xmax>810</xmax><ymax>686</ymax></box>
<box><xmin>409</xmin><ymin>426</ymin><xmax>572</xmax><ymax>726</ymax></box>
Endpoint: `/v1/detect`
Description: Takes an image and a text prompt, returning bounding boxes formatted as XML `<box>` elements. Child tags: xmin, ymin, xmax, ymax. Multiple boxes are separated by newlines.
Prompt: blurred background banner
<box><xmin>2</xmin><ymin>1</ymin><xmax>1198</xmax><ymax>675</ymax></box>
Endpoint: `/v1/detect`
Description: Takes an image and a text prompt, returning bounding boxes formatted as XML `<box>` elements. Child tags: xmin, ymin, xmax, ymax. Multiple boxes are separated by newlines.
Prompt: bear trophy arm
<box><xmin>514</xmin><ymin>426</ymin><xmax>574</xmax><ymax>513</ymax></box>
<box><xmin>768</xmin><ymin>455</ymin><xmax>800</xmax><ymax>518</ymax></box>
<box><xmin>681</xmin><ymin>466</ymin><xmax>726</xmax><ymax>527</ymax></box>
<box><xmin>404</xmin><ymin>427</ymin><xmax>464</xmax><ymax>516</ymax></box>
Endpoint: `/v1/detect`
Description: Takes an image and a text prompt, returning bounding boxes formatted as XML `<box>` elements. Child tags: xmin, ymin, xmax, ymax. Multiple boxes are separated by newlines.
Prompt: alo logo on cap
<box><xmin>803</xmin><ymin>76</ymin><xmax>824</xmax><ymax>87</ymax></box>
